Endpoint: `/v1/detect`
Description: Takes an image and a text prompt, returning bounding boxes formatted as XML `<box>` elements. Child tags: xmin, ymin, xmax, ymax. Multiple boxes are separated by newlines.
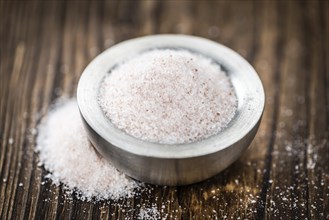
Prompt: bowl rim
<box><xmin>77</xmin><ymin>34</ymin><xmax>265</xmax><ymax>159</ymax></box>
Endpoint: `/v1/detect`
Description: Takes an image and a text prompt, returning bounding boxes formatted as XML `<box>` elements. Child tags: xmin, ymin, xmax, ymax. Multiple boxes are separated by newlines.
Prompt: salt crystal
<box><xmin>8</xmin><ymin>138</ymin><xmax>14</xmax><ymax>145</ymax></box>
<box><xmin>99</xmin><ymin>49</ymin><xmax>237</xmax><ymax>144</ymax></box>
<box><xmin>30</xmin><ymin>128</ymin><xmax>37</xmax><ymax>135</ymax></box>
<box><xmin>36</xmin><ymin>99</ymin><xmax>140</xmax><ymax>201</ymax></box>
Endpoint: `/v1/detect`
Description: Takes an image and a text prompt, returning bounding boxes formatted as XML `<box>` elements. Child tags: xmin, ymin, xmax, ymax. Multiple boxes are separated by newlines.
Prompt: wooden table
<box><xmin>1</xmin><ymin>0</ymin><xmax>328</xmax><ymax>219</ymax></box>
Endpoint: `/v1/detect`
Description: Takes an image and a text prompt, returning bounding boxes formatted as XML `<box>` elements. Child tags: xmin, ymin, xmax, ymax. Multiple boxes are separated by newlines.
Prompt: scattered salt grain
<box><xmin>8</xmin><ymin>138</ymin><xmax>14</xmax><ymax>145</ymax></box>
<box><xmin>99</xmin><ymin>49</ymin><xmax>237</xmax><ymax>144</ymax></box>
<box><xmin>138</xmin><ymin>206</ymin><xmax>162</xmax><ymax>220</ymax></box>
<box><xmin>36</xmin><ymin>99</ymin><xmax>140</xmax><ymax>201</ymax></box>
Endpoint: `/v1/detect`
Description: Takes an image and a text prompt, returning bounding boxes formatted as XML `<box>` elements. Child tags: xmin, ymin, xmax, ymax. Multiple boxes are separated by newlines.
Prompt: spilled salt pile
<box><xmin>99</xmin><ymin>49</ymin><xmax>237</xmax><ymax>144</ymax></box>
<box><xmin>36</xmin><ymin>99</ymin><xmax>140</xmax><ymax>201</ymax></box>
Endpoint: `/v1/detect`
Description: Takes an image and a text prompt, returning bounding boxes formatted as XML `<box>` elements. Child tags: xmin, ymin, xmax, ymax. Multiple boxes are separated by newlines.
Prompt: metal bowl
<box><xmin>77</xmin><ymin>35</ymin><xmax>265</xmax><ymax>186</ymax></box>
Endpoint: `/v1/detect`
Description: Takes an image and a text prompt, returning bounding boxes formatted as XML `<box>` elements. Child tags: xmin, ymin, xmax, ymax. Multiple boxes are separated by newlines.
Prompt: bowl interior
<box><xmin>77</xmin><ymin>35</ymin><xmax>265</xmax><ymax>159</ymax></box>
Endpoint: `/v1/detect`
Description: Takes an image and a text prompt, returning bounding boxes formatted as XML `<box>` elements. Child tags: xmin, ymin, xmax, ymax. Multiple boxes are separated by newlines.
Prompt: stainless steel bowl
<box><xmin>77</xmin><ymin>35</ymin><xmax>265</xmax><ymax>186</ymax></box>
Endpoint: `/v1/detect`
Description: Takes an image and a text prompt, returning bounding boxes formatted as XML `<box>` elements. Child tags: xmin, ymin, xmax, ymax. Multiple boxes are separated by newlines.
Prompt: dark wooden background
<box><xmin>1</xmin><ymin>0</ymin><xmax>328</xmax><ymax>219</ymax></box>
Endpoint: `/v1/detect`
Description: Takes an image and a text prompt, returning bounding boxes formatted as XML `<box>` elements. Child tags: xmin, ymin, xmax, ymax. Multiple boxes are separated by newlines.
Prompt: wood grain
<box><xmin>0</xmin><ymin>0</ymin><xmax>328</xmax><ymax>219</ymax></box>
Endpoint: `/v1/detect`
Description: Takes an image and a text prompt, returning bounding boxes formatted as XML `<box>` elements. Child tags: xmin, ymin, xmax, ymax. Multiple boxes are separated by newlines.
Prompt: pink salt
<box><xmin>99</xmin><ymin>49</ymin><xmax>237</xmax><ymax>144</ymax></box>
<box><xmin>36</xmin><ymin>99</ymin><xmax>140</xmax><ymax>201</ymax></box>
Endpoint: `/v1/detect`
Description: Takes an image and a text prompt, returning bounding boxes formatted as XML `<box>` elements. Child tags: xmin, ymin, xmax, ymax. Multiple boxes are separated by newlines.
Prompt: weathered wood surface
<box><xmin>1</xmin><ymin>0</ymin><xmax>328</xmax><ymax>219</ymax></box>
